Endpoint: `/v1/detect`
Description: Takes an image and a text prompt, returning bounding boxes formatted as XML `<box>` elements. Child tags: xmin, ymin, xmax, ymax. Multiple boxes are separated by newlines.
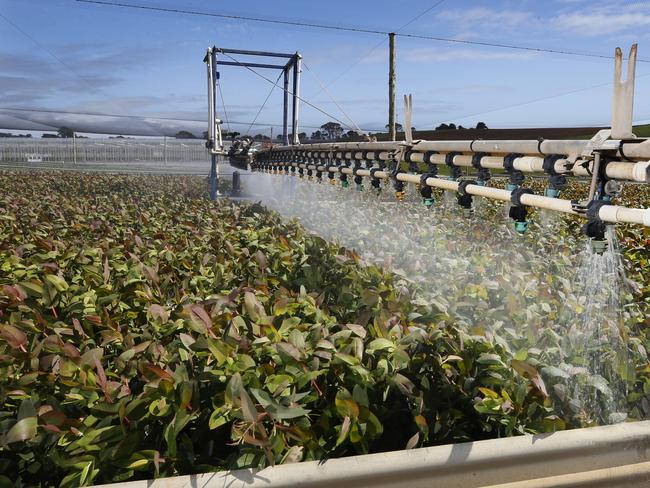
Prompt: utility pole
<box><xmin>388</xmin><ymin>32</ymin><xmax>396</xmax><ymax>141</ymax></box>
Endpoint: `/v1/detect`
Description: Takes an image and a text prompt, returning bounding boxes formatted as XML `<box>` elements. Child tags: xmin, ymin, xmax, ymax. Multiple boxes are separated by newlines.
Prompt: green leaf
<box><xmin>5</xmin><ymin>417</ymin><xmax>37</xmax><ymax>444</ymax></box>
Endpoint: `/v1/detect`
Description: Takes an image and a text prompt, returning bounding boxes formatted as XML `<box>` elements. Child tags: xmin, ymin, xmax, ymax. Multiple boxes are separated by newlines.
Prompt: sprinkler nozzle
<box><xmin>591</xmin><ymin>238</ymin><xmax>608</xmax><ymax>254</ymax></box>
<box><xmin>423</xmin><ymin>197</ymin><xmax>434</xmax><ymax>207</ymax></box>
<box><xmin>514</xmin><ymin>221</ymin><xmax>529</xmax><ymax>234</ymax></box>
<box><xmin>341</xmin><ymin>180</ymin><xmax>349</xmax><ymax>188</ymax></box>
<box><xmin>395</xmin><ymin>191</ymin><xmax>405</xmax><ymax>201</ymax></box>
<box><xmin>476</xmin><ymin>180</ymin><xmax>487</xmax><ymax>187</ymax></box>
<box><xmin>506</xmin><ymin>183</ymin><xmax>518</xmax><ymax>192</ymax></box>
<box><xmin>356</xmin><ymin>184</ymin><xmax>364</xmax><ymax>192</ymax></box>
<box><xmin>544</xmin><ymin>188</ymin><xmax>560</xmax><ymax>198</ymax></box>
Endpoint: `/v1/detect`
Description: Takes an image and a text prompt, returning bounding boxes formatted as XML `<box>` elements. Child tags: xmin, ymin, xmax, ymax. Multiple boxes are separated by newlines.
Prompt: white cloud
<box><xmin>553</xmin><ymin>5</ymin><xmax>650</xmax><ymax>35</ymax></box>
<box><xmin>435</xmin><ymin>7</ymin><xmax>537</xmax><ymax>30</ymax></box>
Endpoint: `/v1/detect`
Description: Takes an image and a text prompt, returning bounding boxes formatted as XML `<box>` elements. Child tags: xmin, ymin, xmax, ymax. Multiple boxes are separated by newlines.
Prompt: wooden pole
<box><xmin>388</xmin><ymin>33</ymin><xmax>396</xmax><ymax>141</ymax></box>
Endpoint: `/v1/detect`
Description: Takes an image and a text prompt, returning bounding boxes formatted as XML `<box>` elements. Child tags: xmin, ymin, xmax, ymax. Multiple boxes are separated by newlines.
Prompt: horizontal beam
<box><xmin>215</xmin><ymin>47</ymin><xmax>295</xmax><ymax>58</ymax></box>
<box><xmin>217</xmin><ymin>60</ymin><xmax>287</xmax><ymax>69</ymax></box>
<box><xmin>264</xmin><ymin>138</ymin><xmax>650</xmax><ymax>161</ymax></box>
<box><xmin>91</xmin><ymin>421</ymin><xmax>650</xmax><ymax>488</ymax></box>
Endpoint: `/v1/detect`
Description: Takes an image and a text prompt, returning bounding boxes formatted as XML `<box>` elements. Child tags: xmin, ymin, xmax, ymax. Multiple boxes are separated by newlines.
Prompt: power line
<box><xmin>75</xmin><ymin>0</ymin><xmax>647</xmax><ymax>63</ymax></box>
<box><xmin>308</xmin><ymin>0</ymin><xmax>447</xmax><ymax>99</ymax></box>
<box><xmin>427</xmin><ymin>71</ymin><xmax>650</xmax><ymax>129</ymax></box>
<box><xmin>0</xmin><ymin>12</ymin><xmax>118</xmax><ymax>98</ymax></box>
<box><xmin>0</xmin><ymin>106</ymin><xmax>382</xmax><ymax>131</ymax></box>
<box><xmin>220</xmin><ymin>52</ymin><xmax>378</xmax><ymax>132</ymax></box>
<box><xmin>245</xmin><ymin>70</ymin><xmax>284</xmax><ymax>135</ymax></box>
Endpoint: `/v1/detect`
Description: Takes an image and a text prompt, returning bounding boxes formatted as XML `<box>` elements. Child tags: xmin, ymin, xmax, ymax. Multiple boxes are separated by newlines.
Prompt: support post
<box><xmin>291</xmin><ymin>53</ymin><xmax>302</xmax><ymax>145</ymax></box>
<box><xmin>73</xmin><ymin>132</ymin><xmax>77</xmax><ymax>165</ymax></box>
<box><xmin>388</xmin><ymin>32</ymin><xmax>396</xmax><ymax>141</ymax></box>
<box><xmin>283</xmin><ymin>66</ymin><xmax>290</xmax><ymax>145</ymax></box>
<box><xmin>163</xmin><ymin>135</ymin><xmax>167</xmax><ymax>166</ymax></box>
<box><xmin>210</xmin><ymin>154</ymin><xmax>218</xmax><ymax>200</ymax></box>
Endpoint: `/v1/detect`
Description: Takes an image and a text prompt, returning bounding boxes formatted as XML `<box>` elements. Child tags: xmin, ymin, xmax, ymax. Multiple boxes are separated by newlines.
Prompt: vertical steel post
<box><xmin>291</xmin><ymin>53</ymin><xmax>302</xmax><ymax>145</ymax></box>
<box><xmin>209</xmin><ymin>48</ymin><xmax>219</xmax><ymax>200</ymax></box>
<box><xmin>283</xmin><ymin>64</ymin><xmax>290</xmax><ymax>145</ymax></box>
<box><xmin>73</xmin><ymin>132</ymin><xmax>77</xmax><ymax>165</ymax></box>
<box><xmin>388</xmin><ymin>33</ymin><xmax>396</xmax><ymax>141</ymax></box>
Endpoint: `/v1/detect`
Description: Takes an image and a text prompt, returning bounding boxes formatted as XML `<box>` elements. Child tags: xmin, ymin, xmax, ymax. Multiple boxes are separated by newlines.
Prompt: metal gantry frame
<box><xmin>204</xmin><ymin>46</ymin><xmax>302</xmax><ymax>199</ymax></box>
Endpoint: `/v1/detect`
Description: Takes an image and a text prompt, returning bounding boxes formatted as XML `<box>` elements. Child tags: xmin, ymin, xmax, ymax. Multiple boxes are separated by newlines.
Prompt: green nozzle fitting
<box><xmin>341</xmin><ymin>180</ymin><xmax>349</xmax><ymax>188</ymax></box>
<box><xmin>423</xmin><ymin>197</ymin><xmax>434</xmax><ymax>207</ymax></box>
<box><xmin>545</xmin><ymin>188</ymin><xmax>560</xmax><ymax>198</ymax></box>
<box><xmin>591</xmin><ymin>238</ymin><xmax>608</xmax><ymax>255</ymax></box>
<box><xmin>462</xmin><ymin>208</ymin><xmax>473</xmax><ymax>218</ymax></box>
<box><xmin>356</xmin><ymin>184</ymin><xmax>364</xmax><ymax>192</ymax></box>
<box><xmin>514</xmin><ymin>221</ymin><xmax>529</xmax><ymax>234</ymax></box>
<box><xmin>506</xmin><ymin>183</ymin><xmax>518</xmax><ymax>192</ymax></box>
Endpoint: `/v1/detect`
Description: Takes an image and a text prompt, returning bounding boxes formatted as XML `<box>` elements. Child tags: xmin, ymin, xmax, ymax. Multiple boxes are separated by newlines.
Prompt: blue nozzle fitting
<box><xmin>545</xmin><ymin>188</ymin><xmax>560</xmax><ymax>198</ymax></box>
<box><xmin>341</xmin><ymin>180</ymin><xmax>349</xmax><ymax>188</ymax></box>
<box><xmin>591</xmin><ymin>238</ymin><xmax>608</xmax><ymax>255</ymax></box>
<box><xmin>514</xmin><ymin>221</ymin><xmax>529</xmax><ymax>234</ymax></box>
<box><xmin>356</xmin><ymin>184</ymin><xmax>364</xmax><ymax>192</ymax></box>
<box><xmin>476</xmin><ymin>180</ymin><xmax>487</xmax><ymax>187</ymax></box>
<box><xmin>506</xmin><ymin>183</ymin><xmax>518</xmax><ymax>192</ymax></box>
<box><xmin>423</xmin><ymin>197</ymin><xmax>434</xmax><ymax>207</ymax></box>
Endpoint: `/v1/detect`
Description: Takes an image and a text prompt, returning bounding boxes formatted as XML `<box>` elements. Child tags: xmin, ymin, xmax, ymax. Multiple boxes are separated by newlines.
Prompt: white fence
<box><xmin>0</xmin><ymin>138</ymin><xmax>211</xmax><ymax>163</ymax></box>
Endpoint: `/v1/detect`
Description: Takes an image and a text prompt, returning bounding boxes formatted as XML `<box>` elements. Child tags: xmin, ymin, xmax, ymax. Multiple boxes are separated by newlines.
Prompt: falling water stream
<box><xmin>239</xmin><ymin>171</ymin><xmax>638</xmax><ymax>424</ymax></box>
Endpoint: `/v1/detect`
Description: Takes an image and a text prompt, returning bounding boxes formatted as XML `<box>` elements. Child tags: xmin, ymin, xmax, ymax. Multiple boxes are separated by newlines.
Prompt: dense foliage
<box><xmin>0</xmin><ymin>171</ymin><xmax>647</xmax><ymax>486</ymax></box>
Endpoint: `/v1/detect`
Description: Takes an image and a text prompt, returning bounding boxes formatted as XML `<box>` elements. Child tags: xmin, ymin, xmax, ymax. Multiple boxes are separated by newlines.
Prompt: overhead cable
<box><xmin>75</xmin><ymin>0</ymin><xmax>648</xmax><ymax>63</ymax></box>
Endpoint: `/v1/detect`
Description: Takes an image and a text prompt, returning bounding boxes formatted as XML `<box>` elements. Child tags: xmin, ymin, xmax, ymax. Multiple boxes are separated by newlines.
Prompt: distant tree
<box><xmin>435</xmin><ymin>123</ymin><xmax>449</xmax><ymax>131</ymax></box>
<box><xmin>458</xmin><ymin>125</ymin><xmax>466</xmax><ymax>130</ymax></box>
<box><xmin>298</xmin><ymin>132</ymin><xmax>307</xmax><ymax>142</ymax></box>
<box><xmin>0</xmin><ymin>132</ymin><xmax>12</xmax><ymax>138</ymax></box>
<box><xmin>385</xmin><ymin>122</ymin><xmax>403</xmax><ymax>133</ymax></box>
<box><xmin>229</xmin><ymin>131</ymin><xmax>240</xmax><ymax>141</ymax></box>
<box><xmin>448</xmin><ymin>123</ymin><xmax>457</xmax><ymax>130</ymax></box>
<box><xmin>310</xmin><ymin>130</ymin><xmax>323</xmax><ymax>140</ymax></box>
<box><xmin>174</xmin><ymin>130</ymin><xmax>196</xmax><ymax>139</ymax></box>
<box><xmin>276</xmin><ymin>134</ymin><xmax>283</xmax><ymax>141</ymax></box>
<box><xmin>58</xmin><ymin>127</ymin><xmax>75</xmax><ymax>138</ymax></box>
<box><xmin>202</xmin><ymin>131</ymin><xmax>209</xmax><ymax>139</ymax></box>
<box><xmin>476</xmin><ymin>121</ymin><xmax>488</xmax><ymax>130</ymax></box>
<box><xmin>320</xmin><ymin>122</ymin><xmax>343</xmax><ymax>140</ymax></box>
<box><xmin>343</xmin><ymin>130</ymin><xmax>359</xmax><ymax>140</ymax></box>
<box><xmin>42</xmin><ymin>133</ymin><xmax>58</xmax><ymax>138</ymax></box>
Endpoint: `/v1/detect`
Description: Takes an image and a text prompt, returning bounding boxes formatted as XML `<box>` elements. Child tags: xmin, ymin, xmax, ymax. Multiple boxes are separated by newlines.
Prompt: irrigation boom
<box><xmin>207</xmin><ymin>44</ymin><xmax>650</xmax><ymax>251</ymax></box>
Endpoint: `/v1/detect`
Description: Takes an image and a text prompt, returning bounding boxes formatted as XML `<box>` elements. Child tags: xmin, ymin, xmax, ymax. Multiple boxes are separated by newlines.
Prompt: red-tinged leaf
<box><xmin>0</xmin><ymin>325</ymin><xmax>27</xmax><ymax>351</ymax></box>
<box><xmin>85</xmin><ymin>315</ymin><xmax>102</xmax><ymax>326</ymax></box>
<box><xmin>335</xmin><ymin>416</ymin><xmax>351</xmax><ymax>447</ymax></box>
<box><xmin>2</xmin><ymin>285</ymin><xmax>26</xmax><ymax>302</ymax></box>
<box><xmin>42</xmin><ymin>423</ymin><xmax>61</xmax><ymax>434</ymax></box>
<box><xmin>149</xmin><ymin>304</ymin><xmax>169</xmax><ymax>324</ymax></box>
<box><xmin>405</xmin><ymin>432</ymin><xmax>419</xmax><ymax>450</ymax></box>
<box><xmin>532</xmin><ymin>374</ymin><xmax>549</xmax><ymax>398</ymax></box>
<box><xmin>63</xmin><ymin>343</ymin><xmax>80</xmax><ymax>358</ymax></box>
<box><xmin>142</xmin><ymin>363</ymin><xmax>173</xmax><ymax>381</ymax></box>
<box><xmin>189</xmin><ymin>304</ymin><xmax>214</xmax><ymax>336</ymax></box>
<box><xmin>72</xmin><ymin>318</ymin><xmax>87</xmax><ymax>338</ymax></box>
<box><xmin>153</xmin><ymin>451</ymin><xmax>164</xmax><ymax>476</ymax></box>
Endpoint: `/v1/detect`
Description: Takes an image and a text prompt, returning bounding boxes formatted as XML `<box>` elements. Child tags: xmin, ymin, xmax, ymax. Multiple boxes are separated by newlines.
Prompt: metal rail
<box><xmin>91</xmin><ymin>421</ymin><xmax>650</xmax><ymax>488</ymax></box>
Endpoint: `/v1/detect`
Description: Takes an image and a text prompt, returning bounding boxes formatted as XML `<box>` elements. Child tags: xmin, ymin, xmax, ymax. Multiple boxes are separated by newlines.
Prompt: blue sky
<box><xmin>1</xmin><ymin>0</ymin><xmax>650</xmax><ymax>136</ymax></box>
